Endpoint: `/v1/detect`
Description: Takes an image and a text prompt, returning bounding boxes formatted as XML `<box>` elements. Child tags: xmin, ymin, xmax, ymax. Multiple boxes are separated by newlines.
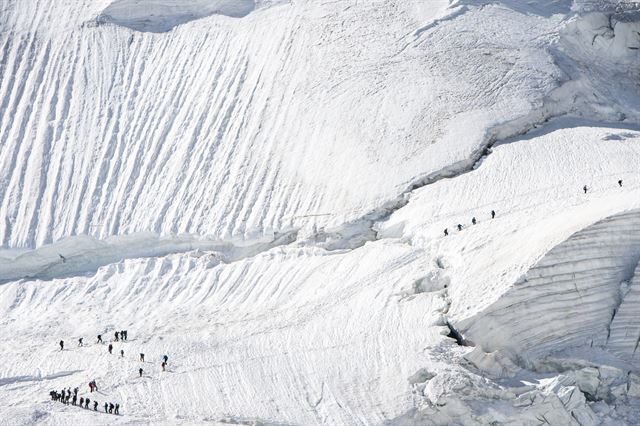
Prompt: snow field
<box><xmin>1</xmin><ymin>122</ymin><xmax>640</xmax><ymax>424</ymax></box>
<box><xmin>1</xmin><ymin>0</ymin><xmax>580</xmax><ymax>248</ymax></box>
<box><xmin>1</xmin><ymin>0</ymin><xmax>640</xmax><ymax>424</ymax></box>
<box><xmin>379</xmin><ymin>121</ymin><xmax>640</xmax><ymax>322</ymax></box>
<box><xmin>0</xmin><ymin>241</ymin><xmax>447</xmax><ymax>424</ymax></box>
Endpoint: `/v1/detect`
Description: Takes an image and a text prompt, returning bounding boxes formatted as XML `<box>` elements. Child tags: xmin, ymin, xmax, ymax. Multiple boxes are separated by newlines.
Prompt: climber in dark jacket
<box><xmin>59</xmin><ymin>340</ymin><xmax>64</xmax><ymax>351</ymax></box>
<box><xmin>457</xmin><ymin>224</ymin><xmax>463</xmax><ymax>231</ymax></box>
<box><xmin>108</xmin><ymin>343</ymin><xmax>113</xmax><ymax>354</ymax></box>
<box><xmin>471</xmin><ymin>217</ymin><xmax>477</xmax><ymax>225</ymax></box>
<box><xmin>444</xmin><ymin>228</ymin><xmax>448</xmax><ymax>236</ymax></box>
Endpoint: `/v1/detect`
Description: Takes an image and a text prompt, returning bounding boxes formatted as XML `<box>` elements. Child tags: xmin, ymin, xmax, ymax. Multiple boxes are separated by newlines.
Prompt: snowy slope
<box><xmin>1</xmin><ymin>123</ymin><xmax>639</xmax><ymax>425</ymax></box>
<box><xmin>1</xmin><ymin>0</ymin><xmax>640</xmax><ymax>424</ymax></box>
<box><xmin>4</xmin><ymin>0</ymin><xmax>638</xmax><ymax>248</ymax></box>
<box><xmin>465</xmin><ymin>209</ymin><xmax>640</xmax><ymax>362</ymax></box>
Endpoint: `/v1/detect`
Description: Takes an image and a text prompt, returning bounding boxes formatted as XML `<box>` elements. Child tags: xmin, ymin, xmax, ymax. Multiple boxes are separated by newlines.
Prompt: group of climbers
<box><xmin>444</xmin><ymin>180</ymin><xmax>626</xmax><ymax>237</ymax></box>
<box><xmin>444</xmin><ymin>210</ymin><xmax>495</xmax><ymax>236</ymax></box>
<box><xmin>55</xmin><ymin>329</ymin><xmax>172</xmax><ymax>417</ymax></box>
<box><xmin>49</xmin><ymin>387</ymin><xmax>120</xmax><ymax>415</ymax></box>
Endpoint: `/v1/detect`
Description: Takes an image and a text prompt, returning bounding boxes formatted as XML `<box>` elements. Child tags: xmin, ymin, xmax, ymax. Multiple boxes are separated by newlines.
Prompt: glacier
<box><xmin>1</xmin><ymin>0</ymin><xmax>640</xmax><ymax>424</ymax></box>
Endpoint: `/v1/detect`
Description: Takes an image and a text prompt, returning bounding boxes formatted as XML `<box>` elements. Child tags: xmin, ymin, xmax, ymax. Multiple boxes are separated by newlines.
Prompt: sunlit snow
<box><xmin>1</xmin><ymin>0</ymin><xmax>640</xmax><ymax>424</ymax></box>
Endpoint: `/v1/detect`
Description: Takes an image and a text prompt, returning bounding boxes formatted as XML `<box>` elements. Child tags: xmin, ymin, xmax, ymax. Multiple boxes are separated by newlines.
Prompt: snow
<box><xmin>98</xmin><ymin>1</ymin><xmax>262</xmax><ymax>33</ymax></box>
<box><xmin>1</xmin><ymin>0</ymin><xmax>640</xmax><ymax>424</ymax></box>
<box><xmin>465</xmin><ymin>209</ymin><xmax>640</xmax><ymax>361</ymax></box>
<box><xmin>0</xmin><ymin>230</ymin><xmax>297</xmax><ymax>283</ymax></box>
<box><xmin>378</xmin><ymin>119</ymin><xmax>640</xmax><ymax>323</ymax></box>
<box><xmin>606</xmin><ymin>259</ymin><xmax>640</xmax><ymax>363</ymax></box>
<box><xmin>0</xmin><ymin>0</ymin><xmax>582</xmax><ymax>248</ymax></box>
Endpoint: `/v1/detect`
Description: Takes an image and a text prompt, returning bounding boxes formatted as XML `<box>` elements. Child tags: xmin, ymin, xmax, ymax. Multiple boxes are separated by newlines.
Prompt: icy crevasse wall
<box><xmin>462</xmin><ymin>210</ymin><xmax>640</xmax><ymax>364</ymax></box>
<box><xmin>607</xmin><ymin>259</ymin><xmax>640</xmax><ymax>363</ymax></box>
<box><xmin>98</xmin><ymin>0</ymin><xmax>258</xmax><ymax>33</ymax></box>
<box><xmin>0</xmin><ymin>0</ymin><xmax>567</xmax><ymax>248</ymax></box>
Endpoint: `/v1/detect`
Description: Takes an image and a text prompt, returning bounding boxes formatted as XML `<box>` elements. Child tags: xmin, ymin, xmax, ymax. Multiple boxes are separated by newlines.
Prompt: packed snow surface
<box><xmin>1</xmin><ymin>0</ymin><xmax>640</xmax><ymax>424</ymax></box>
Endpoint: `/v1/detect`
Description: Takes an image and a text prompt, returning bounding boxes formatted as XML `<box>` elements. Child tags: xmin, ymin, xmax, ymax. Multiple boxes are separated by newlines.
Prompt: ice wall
<box><xmin>463</xmin><ymin>210</ymin><xmax>640</xmax><ymax>364</ymax></box>
<box><xmin>98</xmin><ymin>0</ymin><xmax>257</xmax><ymax>32</ymax></box>
<box><xmin>607</xmin><ymin>260</ymin><xmax>640</xmax><ymax>363</ymax></box>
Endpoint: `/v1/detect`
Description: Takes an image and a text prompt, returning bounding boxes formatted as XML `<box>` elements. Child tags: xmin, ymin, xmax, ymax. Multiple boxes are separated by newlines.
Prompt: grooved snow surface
<box><xmin>0</xmin><ymin>0</ymin><xmax>566</xmax><ymax>248</ymax></box>
<box><xmin>2</xmin><ymin>0</ymin><xmax>640</xmax><ymax>425</ymax></box>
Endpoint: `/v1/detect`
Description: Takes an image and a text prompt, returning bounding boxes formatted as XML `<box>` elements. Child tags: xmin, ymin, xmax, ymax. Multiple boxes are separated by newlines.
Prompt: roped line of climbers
<box><xmin>49</xmin><ymin>386</ymin><xmax>119</xmax><ymax>415</ymax></box>
<box><xmin>443</xmin><ymin>179</ymin><xmax>626</xmax><ymax>237</ymax></box>
<box><xmin>54</xmin><ymin>330</ymin><xmax>171</xmax><ymax>417</ymax></box>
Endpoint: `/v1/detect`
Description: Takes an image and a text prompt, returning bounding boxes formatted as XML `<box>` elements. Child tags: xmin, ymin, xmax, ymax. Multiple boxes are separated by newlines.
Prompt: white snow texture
<box><xmin>1</xmin><ymin>0</ymin><xmax>640</xmax><ymax>424</ymax></box>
